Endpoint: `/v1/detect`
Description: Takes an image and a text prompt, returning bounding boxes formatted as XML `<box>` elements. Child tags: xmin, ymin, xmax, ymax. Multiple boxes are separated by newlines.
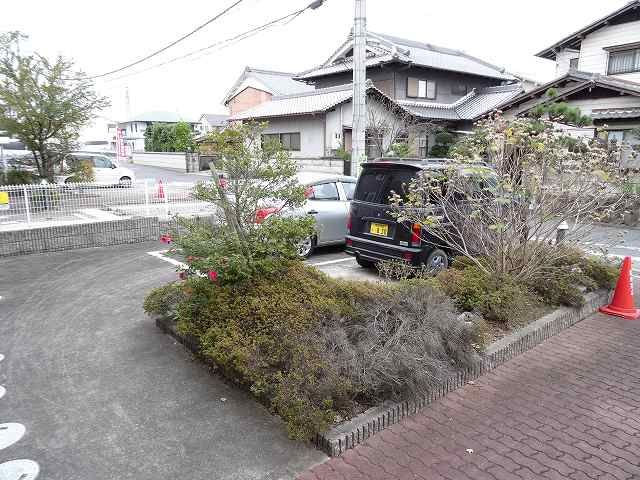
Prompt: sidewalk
<box><xmin>298</xmin><ymin>312</ymin><xmax>640</xmax><ymax>480</ymax></box>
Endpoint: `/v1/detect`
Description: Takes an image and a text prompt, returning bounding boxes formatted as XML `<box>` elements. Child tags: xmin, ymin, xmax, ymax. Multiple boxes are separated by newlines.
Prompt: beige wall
<box><xmin>227</xmin><ymin>87</ymin><xmax>272</xmax><ymax>117</ymax></box>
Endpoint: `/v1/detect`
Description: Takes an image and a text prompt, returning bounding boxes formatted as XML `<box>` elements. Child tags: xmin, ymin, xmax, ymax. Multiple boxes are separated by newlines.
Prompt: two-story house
<box><xmin>226</xmin><ymin>31</ymin><xmax>522</xmax><ymax>161</ymax></box>
<box><xmin>499</xmin><ymin>1</ymin><xmax>640</xmax><ymax>147</ymax></box>
<box><xmin>118</xmin><ymin>111</ymin><xmax>199</xmax><ymax>152</ymax></box>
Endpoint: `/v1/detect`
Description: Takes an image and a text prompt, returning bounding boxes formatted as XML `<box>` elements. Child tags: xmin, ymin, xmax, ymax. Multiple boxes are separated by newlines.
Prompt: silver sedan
<box><xmin>294</xmin><ymin>172</ymin><xmax>357</xmax><ymax>257</ymax></box>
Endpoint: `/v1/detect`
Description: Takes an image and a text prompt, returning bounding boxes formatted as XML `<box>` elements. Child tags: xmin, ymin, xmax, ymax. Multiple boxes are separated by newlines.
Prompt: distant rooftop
<box><xmin>223</xmin><ymin>67</ymin><xmax>314</xmax><ymax>105</ymax></box>
<box><xmin>123</xmin><ymin>111</ymin><xmax>199</xmax><ymax>123</ymax></box>
<box><xmin>200</xmin><ymin>113</ymin><xmax>229</xmax><ymax>126</ymax></box>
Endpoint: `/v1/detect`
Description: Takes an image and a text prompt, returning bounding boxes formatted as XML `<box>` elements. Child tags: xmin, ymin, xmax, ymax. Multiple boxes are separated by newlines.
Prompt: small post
<box><xmin>144</xmin><ymin>179</ymin><xmax>150</xmax><ymax>216</ymax></box>
<box><xmin>22</xmin><ymin>185</ymin><xmax>31</xmax><ymax>224</ymax></box>
<box><xmin>164</xmin><ymin>182</ymin><xmax>169</xmax><ymax>218</ymax></box>
<box><xmin>556</xmin><ymin>220</ymin><xmax>569</xmax><ymax>244</ymax></box>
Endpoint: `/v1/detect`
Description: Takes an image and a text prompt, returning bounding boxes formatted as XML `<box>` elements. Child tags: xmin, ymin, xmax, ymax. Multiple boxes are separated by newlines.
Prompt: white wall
<box><xmin>132</xmin><ymin>152</ymin><xmax>186</xmax><ymax>170</ymax></box>
<box><xmin>556</xmin><ymin>49</ymin><xmax>580</xmax><ymax>76</ymax></box>
<box><xmin>262</xmin><ymin>115</ymin><xmax>326</xmax><ymax>158</ymax></box>
<box><xmin>563</xmin><ymin>95</ymin><xmax>640</xmax><ymax>116</ymax></box>
<box><xmin>579</xmin><ymin>20</ymin><xmax>640</xmax><ymax>82</ymax></box>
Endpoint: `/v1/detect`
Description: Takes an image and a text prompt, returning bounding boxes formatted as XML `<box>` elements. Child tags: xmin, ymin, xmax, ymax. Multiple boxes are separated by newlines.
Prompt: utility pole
<box><xmin>351</xmin><ymin>0</ymin><xmax>366</xmax><ymax>177</ymax></box>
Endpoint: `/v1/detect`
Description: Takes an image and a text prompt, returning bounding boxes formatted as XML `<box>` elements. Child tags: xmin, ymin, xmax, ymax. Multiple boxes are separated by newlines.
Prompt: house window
<box><xmin>262</xmin><ymin>132</ymin><xmax>301</xmax><ymax>151</ymax></box>
<box><xmin>451</xmin><ymin>83</ymin><xmax>467</xmax><ymax>96</ymax></box>
<box><xmin>418</xmin><ymin>133</ymin><xmax>429</xmax><ymax>158</ymax></box>
<box><xmin>608</xmin><ymin>48</ymin><xmax>640</xmax><ymax>75</ymax></box>
<box><xmin>407</xmin><ymin>77</ymin><xmax>436</xmax><ymax>99</ymax></box>
<box><xmin>569</xmin><ymin>57</ymin><xmax>579</xmax><ymax>70</ymax></box>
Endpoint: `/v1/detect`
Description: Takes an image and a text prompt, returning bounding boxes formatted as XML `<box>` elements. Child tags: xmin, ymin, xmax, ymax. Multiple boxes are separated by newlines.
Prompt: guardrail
<box><xmin>0</xmin><ymin>180</ymin><xmax>216</xmax><ymax>231</ymax></box>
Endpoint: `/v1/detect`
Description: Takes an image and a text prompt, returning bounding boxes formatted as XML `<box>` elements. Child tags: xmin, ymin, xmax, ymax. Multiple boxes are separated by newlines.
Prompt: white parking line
<box><xmin>310</xmin><ymin>257</ymin><xmax>356</xmax><ymax>267</ymax></box>
<box><xmin>147</xmin><ymin>250</ymin><xmax>187</xmax><ymax>269</ymax></box>
<box><xmin>0</xmin><ymin>459</ymin><xmax>40</xmax><ymax>480</ymax></box>
<box><xmin>0</xmin><ymin>423</ymin><xmax>26</xmax><ymax>450</ymax></box>
<box><xmin>0</xmin><ymin>386</ymin><xmax>5</xmax><ymax>400</ymax></box>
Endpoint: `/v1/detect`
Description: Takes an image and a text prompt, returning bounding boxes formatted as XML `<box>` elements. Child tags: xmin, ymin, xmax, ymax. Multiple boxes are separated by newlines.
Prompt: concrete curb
<box><xmin>315</xmin><ymin>289</ymin><xmax>610</xmax><ymax>457</ymax></box>
<box><xmin>154</xmin><ymin>290</ymin><xmax>610</xmax><ymax>457</ymax></box>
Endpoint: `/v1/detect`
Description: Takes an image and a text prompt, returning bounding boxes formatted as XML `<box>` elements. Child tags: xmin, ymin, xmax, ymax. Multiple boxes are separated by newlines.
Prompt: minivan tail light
<box><xmin>346</xmin><ymin>212</ymin><xmax>352</xmax><ymax>234</ymax></box>
<box><xmin>410</xmin><ymin>223</ymin><xmax>422</xmax><ymax>247</ymax></box>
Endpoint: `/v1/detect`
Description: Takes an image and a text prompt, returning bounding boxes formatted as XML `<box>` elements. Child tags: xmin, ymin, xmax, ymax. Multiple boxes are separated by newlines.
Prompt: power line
<box><xmin>99</xmin><ymin>1</ymin><xmax>326</xmax><ymax>84</ymax></box>
<box><xmin>84</xmin><ymin>0</ymin><xmax>245</xmax><ymax>79</ymax></box>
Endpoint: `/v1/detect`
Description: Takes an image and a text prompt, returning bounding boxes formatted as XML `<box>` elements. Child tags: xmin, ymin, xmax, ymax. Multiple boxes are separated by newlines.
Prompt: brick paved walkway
<box><xmin>299</xmin><ymin>313</ymin><xmax>640</xmax><ymax>480</ymax></box>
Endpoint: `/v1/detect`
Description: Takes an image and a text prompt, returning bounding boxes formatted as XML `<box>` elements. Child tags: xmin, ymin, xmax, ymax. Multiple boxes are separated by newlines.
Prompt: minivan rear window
<box><xmin>354</xmin><ymin>167</ymin><xmax>418</xmax><ymax>204</ymax></box>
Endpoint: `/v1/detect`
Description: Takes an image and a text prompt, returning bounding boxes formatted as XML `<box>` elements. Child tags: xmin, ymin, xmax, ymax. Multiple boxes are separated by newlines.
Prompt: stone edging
<box><xmin>154</xmin><ymin>289</ymin><xmax>610</xmax><ymax>457</ymax></box>
<box><xmin>315</xmin><ymin>289</ymin><xmax>610</xmax><ymax>457</ymax></box>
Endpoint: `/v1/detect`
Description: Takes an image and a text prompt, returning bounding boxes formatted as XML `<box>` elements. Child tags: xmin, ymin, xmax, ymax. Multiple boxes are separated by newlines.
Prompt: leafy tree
<box><xmin>0</xmin><ymin>31</ymin><xmax>110</xmax><ymax>181</ymax></box>
<box><xmin>174</xmin><ymin>121</ymin><xmax>194</xmax><ymax>152</ymax></box>
<box><xmin>175</xmin><ymin>122</ymin><xmax>314</xmax><ymax>284</ymax></box>
<box><xmin>143</xmin><ymin>122</ymin><xmax>193</xmax><ymax>152</ymax></box>
<box><xmin>530</xmin><ymin>89</ymin><xmax>592</xmax><ymax>127</ymax></box>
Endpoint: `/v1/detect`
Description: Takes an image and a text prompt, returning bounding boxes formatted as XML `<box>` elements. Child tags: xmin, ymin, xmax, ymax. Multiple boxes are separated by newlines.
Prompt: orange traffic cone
<box><xmin>599</xmin><ymin>256</ymin><xmax>640</xmax><ymax>320</ymax></box>
<box><xmin>157</xmin><ymin>180</ymin><xmax>165</xmax><ymax>199</ymax></box>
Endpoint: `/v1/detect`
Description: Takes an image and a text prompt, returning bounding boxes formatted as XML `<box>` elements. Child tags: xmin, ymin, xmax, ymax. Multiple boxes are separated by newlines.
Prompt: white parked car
<box><xmin>55</xmin><ymin>152</ymin><xmax>136</xmax><ymax>187</ymax></box>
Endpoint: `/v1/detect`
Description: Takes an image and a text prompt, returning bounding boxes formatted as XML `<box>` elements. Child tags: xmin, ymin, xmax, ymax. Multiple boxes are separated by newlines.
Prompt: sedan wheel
<box><xmin>297</xmin><ymin>236</ymin><xmax>315</xmax><ymax>259</ymax></box>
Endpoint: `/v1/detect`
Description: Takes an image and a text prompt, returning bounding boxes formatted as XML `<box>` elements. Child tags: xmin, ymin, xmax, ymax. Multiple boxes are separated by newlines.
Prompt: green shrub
<box><xmin>146</xmin><ymin>262</ymin><xmax>481</xmax><ymax>440</ymax></box>
<box><xmin>143</xmin><ymin>283</ymin><xmax>186</xmax><ymax>317</ymax></box>
<box><xmin>436</xmin><ymin>266</ymin><xmax>538</xmax><ymax>324</ymax></box>
<box><xmin>528</xmin><ymin>247</ymin><xmax>619</xmax><ymax>307</ymax></box>
<box><xmin>1</xmin><ymin>168</ymin><xmax>36</xmax><ymax>185</ymax></box>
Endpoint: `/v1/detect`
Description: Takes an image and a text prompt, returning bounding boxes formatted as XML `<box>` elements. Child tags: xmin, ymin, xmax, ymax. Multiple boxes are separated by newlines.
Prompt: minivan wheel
<box><xmin>297</xmin><ymin>236</ymin><xmax>315</xmax><ymax>259</ymax></box>
<box><xmin>119</xmin><ymin>176</ymin><xmax>132</xmax><ymax>187</ymax></box>
<box><xmin>423</xmin><ymin>248</ymin><xmax>449</xmax><ymax>273</ymax></box>
<box><xmin>356</xmin><ymin>257</ymin><xmax>376</xmax><ymax>269</ymax></box>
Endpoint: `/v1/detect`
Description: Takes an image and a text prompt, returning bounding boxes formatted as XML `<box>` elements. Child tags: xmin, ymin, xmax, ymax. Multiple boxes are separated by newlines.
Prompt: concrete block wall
<box><xmin>132</xmin><ymin>152</ymin><xmax>187</xmax><ymax>170</ymax></box>
<box><xmin>0</xmin><ymin>218</ymin><xmax>160</xmax><ymax>257</ymax></box>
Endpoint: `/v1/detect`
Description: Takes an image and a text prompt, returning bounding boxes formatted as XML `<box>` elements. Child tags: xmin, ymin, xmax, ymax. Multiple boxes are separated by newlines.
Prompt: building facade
<box><xmin>500</xmin><ymin>1</ymin><xmax>640</xmax><ymax>150</ymax></box>
<box><xmin>226</xmin><ymin>32</ymin><xmax>522</xmax><ymax>161</ymax></box>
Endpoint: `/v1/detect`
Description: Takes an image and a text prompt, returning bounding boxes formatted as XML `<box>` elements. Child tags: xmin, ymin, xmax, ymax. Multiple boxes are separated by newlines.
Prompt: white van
<box><xmin>56</xmin><ymin>153</ymin><xmax>136</xmax><ymax>187</ymax></box>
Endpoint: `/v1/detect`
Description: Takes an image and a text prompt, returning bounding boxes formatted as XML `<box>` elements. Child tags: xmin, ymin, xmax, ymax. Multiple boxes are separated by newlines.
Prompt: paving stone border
<box><xmin>0</xmin><ymin>217</ymin><xmax>160</xmax><ymax>256</ymax></box>
<box><xmin>154</xmin><ymin>289</ymin><xmax>610</xmax><ymax>457</ymax></box>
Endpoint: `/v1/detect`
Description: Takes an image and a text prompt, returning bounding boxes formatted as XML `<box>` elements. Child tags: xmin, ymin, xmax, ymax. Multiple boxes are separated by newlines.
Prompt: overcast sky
<box><xmin>1</xmin><ymin>0</ymin><xmax>630</xmax><ymax>138</ymax></box>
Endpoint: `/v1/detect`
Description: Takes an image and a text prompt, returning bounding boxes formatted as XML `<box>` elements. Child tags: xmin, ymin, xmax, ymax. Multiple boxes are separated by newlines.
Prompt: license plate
<box><xmin>370</xmin><ymin>222</ymin><xmax>389</xmax><ymax>236</ymax></box>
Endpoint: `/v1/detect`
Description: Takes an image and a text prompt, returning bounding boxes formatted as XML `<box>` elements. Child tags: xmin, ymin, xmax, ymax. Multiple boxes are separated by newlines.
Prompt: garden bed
<box><xmin>153</xmin><ymin>288</ymin><xmax>609</xmax><ymax>456</ymax></box>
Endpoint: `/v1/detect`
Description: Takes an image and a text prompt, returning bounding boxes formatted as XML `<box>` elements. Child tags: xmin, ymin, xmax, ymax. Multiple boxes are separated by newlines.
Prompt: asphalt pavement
<box><xmin>0</xmin><ymin>243</ymin><xmax>325</xmax><ymax>480</ymax></box>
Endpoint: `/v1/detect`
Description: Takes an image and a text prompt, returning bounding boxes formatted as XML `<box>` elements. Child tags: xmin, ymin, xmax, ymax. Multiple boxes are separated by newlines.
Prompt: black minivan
<box><xmin>346</xmin><ymin>159</ymin><xmax>453</xmax><ymax>270</ymax></box>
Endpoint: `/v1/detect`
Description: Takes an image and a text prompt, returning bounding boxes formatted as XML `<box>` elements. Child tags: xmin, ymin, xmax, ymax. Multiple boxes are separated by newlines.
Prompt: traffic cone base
<box><xmin>599</xmin><ymin>304</ymin><xmax>640</xmax><ymax>320</ymax></box>
<box><xmin>599</xmin><ymin>256</ymin><xmax>640</xmax><ymax>321</ymax></box>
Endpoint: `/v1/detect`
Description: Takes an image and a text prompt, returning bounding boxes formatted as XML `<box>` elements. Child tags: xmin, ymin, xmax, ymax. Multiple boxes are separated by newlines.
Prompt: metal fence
<box><xmin>0</xmin><ymin>180</ymin><xmax>218</xmax><ymax>231</ymax></box>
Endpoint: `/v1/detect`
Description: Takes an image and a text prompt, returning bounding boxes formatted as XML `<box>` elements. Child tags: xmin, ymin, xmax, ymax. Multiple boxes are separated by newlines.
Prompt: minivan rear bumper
<box><xmin>345</xmin><ymin>234</ymin><xmax>424</xmax><ymax>264</ymax></box>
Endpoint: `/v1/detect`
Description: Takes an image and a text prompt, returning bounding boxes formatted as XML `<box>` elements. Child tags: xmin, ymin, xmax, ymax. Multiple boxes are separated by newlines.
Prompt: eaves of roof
<box><xmin>536</xmin><ymin>1</ymin><xmax>640</xmax><ymax>59</ymax></box>
<box><xmin>497</xmin><ymin>71</ymin><xmax>640</xmax><ymax>116</ymax></box>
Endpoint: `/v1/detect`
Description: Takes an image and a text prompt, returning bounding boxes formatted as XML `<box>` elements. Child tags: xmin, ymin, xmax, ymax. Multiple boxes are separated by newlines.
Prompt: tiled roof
<box><xmin>201</xmin><ymin>114</ymin><xmax>229</xmax><ymax>126</ymax></box>
<box><xmin>230</xmin><ymin>84</ymin><xmax>356</xmax><ymax>120</ymax></box>
<box><xmin>591</xmin><ymin>107</ymin><xmax>640</xmax><ymax>120</ymax></box>
<box><xmin>296</xmin><ymin>32</ymin><xmax>514</xmax><ymax>81</ymax></box>
<box><xmin>398</xmin><ymin>85</ymin><xmax>523</xmax><ymax>121</ymax></box>
<box><xmin>223</xmin><ymin>67</ymin><xmax>314</xmax><ymax>105</ymax></box>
